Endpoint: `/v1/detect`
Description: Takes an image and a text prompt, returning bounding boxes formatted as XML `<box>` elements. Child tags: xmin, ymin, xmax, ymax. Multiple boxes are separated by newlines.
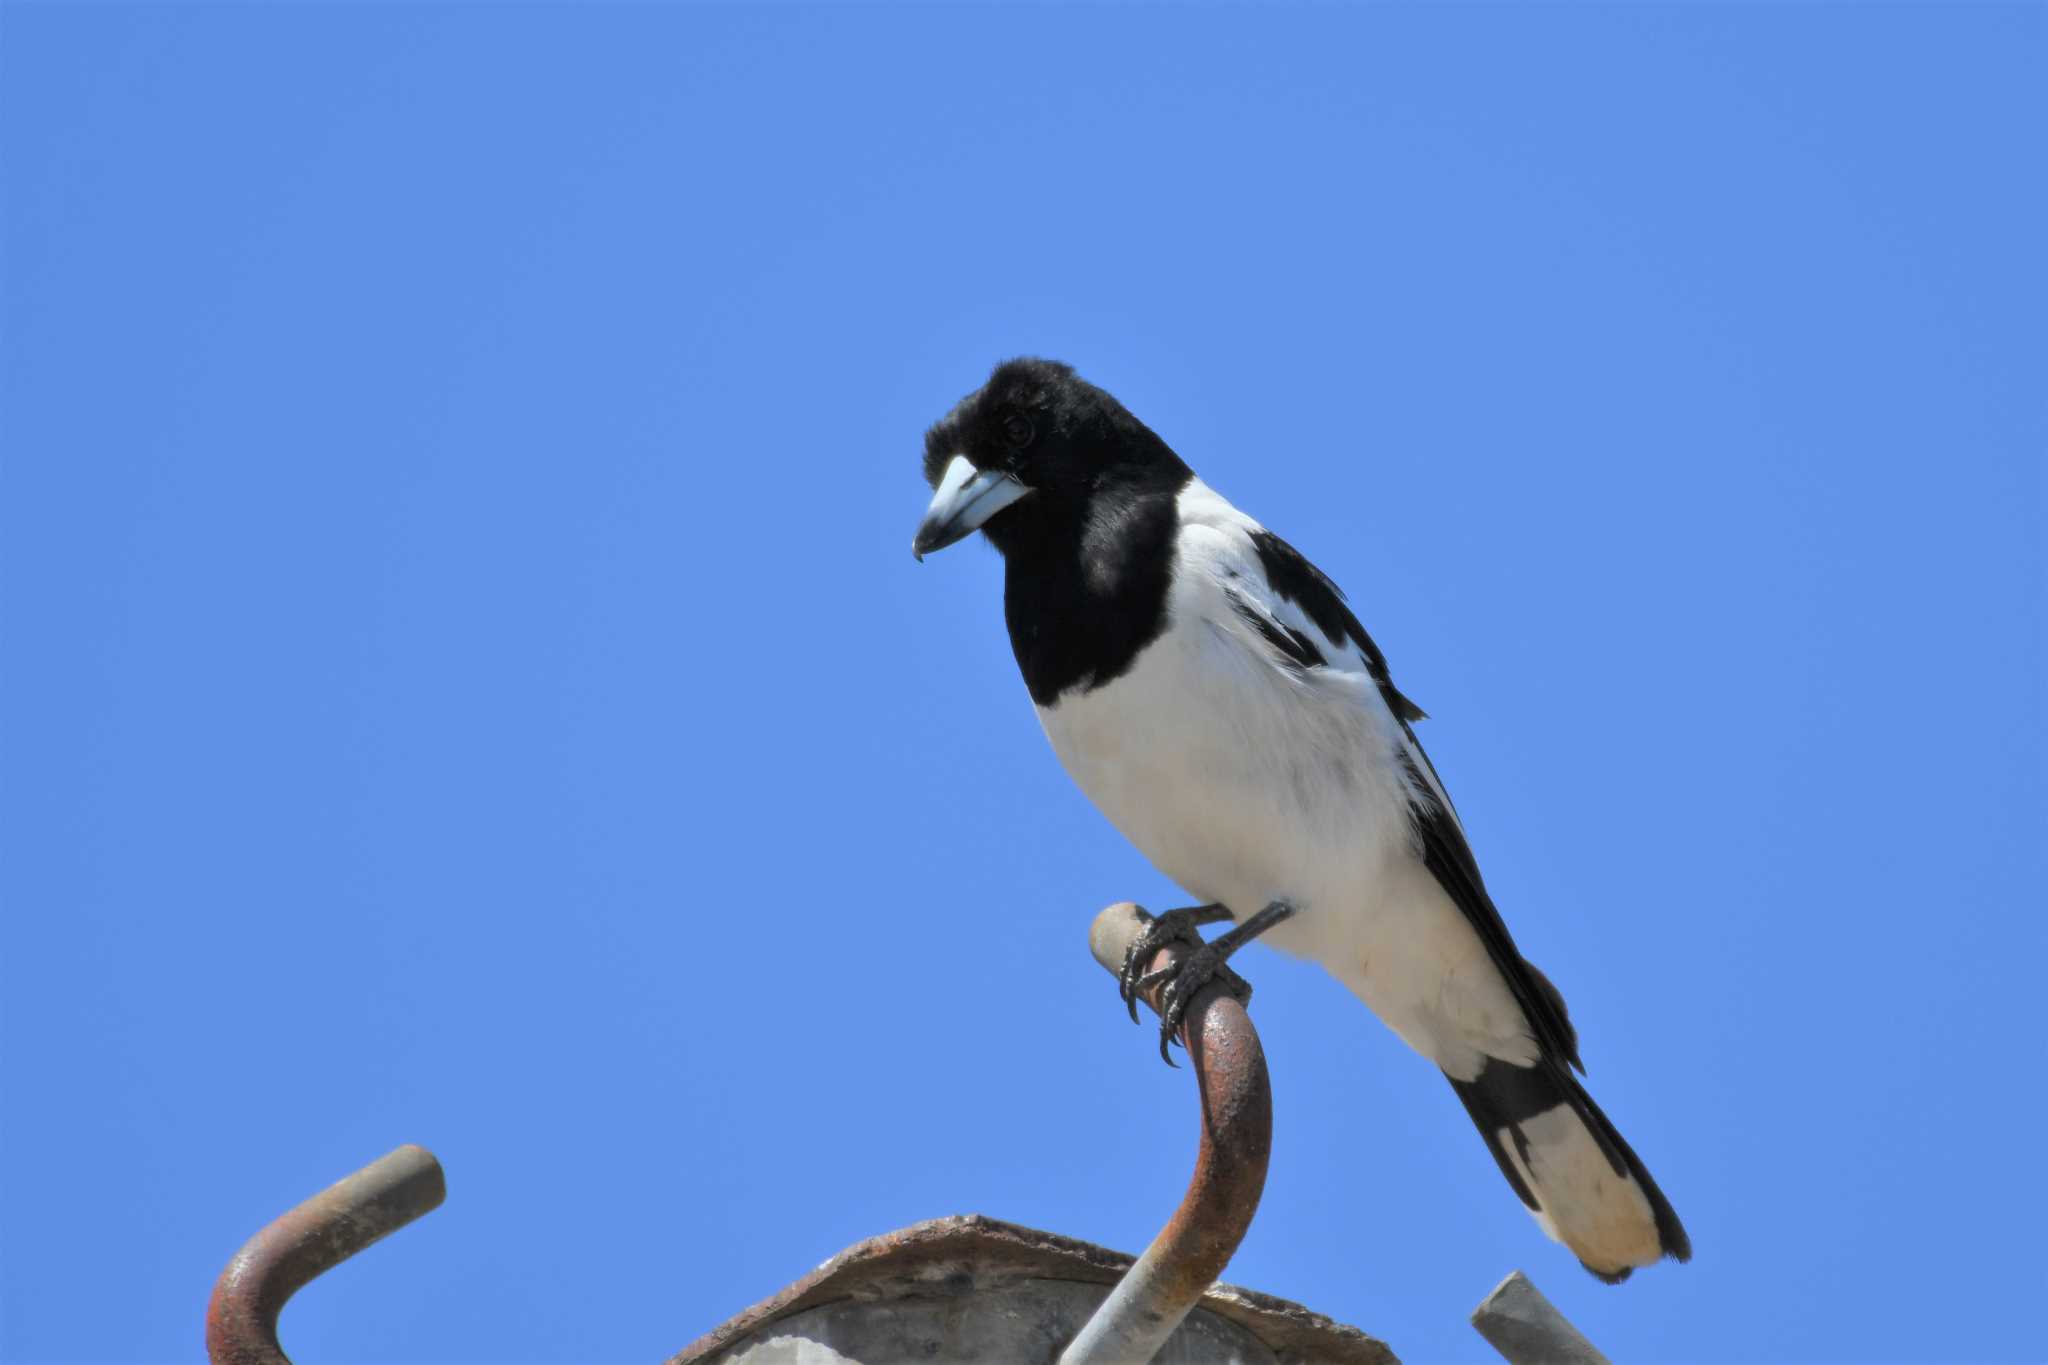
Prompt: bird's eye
<box><xmin>1002</xmin><ymin>414</ymin><xmax>1035</xmax><ymax>449</ymax></box>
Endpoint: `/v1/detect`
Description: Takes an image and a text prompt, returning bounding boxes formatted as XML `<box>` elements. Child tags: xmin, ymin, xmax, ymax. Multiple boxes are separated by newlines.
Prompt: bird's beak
<box><xmin>912</xmin><ymin>455</ymin><xmax>1031</xmax><ymax>560</ymax></box>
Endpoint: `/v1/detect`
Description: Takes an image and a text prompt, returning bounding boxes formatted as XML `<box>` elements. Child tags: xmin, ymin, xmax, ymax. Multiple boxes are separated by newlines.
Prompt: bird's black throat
<box><xmin>992</xmin><ymin>461</ymin><xmax>1192</xmax><ymax>708</ymax></box>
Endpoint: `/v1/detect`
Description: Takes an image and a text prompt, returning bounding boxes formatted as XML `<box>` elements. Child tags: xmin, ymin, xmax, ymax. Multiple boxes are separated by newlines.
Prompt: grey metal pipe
<box><xmin>1470</xmin><ymin>1270</ymin><xmax>1610</xmax><ymax>1365</ymax></box>
<box><xmin>1061</xmin><ymin>903</ymin><xmax>1274</xmax><ymax>1365</ymax></box>
<box><xmin>207</xmin><ymin>1145</ymin><xmax>446</xmax><ymax>1365</ymax></box>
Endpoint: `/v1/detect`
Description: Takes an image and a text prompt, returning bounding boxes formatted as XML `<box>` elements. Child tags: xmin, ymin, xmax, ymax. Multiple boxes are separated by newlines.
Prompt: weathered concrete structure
<box><xmin>670</xmin><ymin>1215</ymin><xmax>1396</xmax><ymax>1365</ymax></box>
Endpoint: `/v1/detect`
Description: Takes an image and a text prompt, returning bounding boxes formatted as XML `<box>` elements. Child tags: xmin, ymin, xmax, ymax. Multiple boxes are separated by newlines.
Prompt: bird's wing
<box><xmin>1218</xmin><ymin>523</ymin><xmax>1584</xmax><ymax>1074</ymax></box>
<box><xmin>1223</xmin><ymin>527</ymin><xmax>1427</xmax><ymax>722</ymax></box>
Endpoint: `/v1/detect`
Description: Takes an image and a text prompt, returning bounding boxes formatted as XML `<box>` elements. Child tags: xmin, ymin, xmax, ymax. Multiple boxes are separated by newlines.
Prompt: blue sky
<box><xmin>3</xmin><ymin>5</ymin><xmax>2041</xmax><ymax>1363</ymax></box>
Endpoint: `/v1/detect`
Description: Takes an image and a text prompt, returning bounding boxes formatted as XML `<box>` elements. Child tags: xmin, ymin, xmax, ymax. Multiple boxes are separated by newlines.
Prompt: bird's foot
<box><xmin>1117</xmin><ymin>904</ymin><xmax>1233</xmax><ymax>1024</ymax></box>
<box><xmin>1122</xmin><ymin>900</ymin><xmax>1297</xmax><ymax>1067</ymax></box>
<box><xmin>1136</xmin><ymin>943</ymin><xmax>1253</xmax><ymax>1066</ymax></box>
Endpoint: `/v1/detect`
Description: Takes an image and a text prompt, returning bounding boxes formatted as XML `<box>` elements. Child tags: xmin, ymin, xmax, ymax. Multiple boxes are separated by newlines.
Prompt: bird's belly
<box><xmin>1034</xmin><ymin>627</ymin><xmax>1416</xmax><ymax>964</ymax></box>
<box><xmin>1034</xmin><ymin>607</ymin><xmax>1535</xmax><ymax>1075</ymax></box>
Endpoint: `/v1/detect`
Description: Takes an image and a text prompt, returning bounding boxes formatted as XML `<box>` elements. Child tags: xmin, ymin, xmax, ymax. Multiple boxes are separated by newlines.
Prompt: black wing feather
<box><xmin>1249</xmin><ymin>530</ymin><xmax>1427</xmax><ymax>722</ymax></box>
<box><xmin>1222</xmin><ymin>585</ymin><xmax>1326</xmax><ymax>672</ymax></box>
<box><xmin>1247</xmin><ymin>528</ymin><xmax>1580</xmax><ymax>1073</ymax></box>
<box><xmin>1401</xmin><ymin>747</ymin><xmax>1583</xmax><ymax>1072</ymax></box>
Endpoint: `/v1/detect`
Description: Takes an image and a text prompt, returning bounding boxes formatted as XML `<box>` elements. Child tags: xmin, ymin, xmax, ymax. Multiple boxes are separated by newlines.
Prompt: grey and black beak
<box><xmin>912</xmin><ymin>455</ymin><xmax>1032</xmax><ymax>560</ymax></box>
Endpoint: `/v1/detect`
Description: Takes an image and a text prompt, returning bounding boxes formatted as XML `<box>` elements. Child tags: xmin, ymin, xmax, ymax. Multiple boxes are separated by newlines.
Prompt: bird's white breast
<box><xmin>1034</xmin><ymin>483</ymin><xmax>1419</xmax><ymax>966</ymax></box>
<box><xmin>1033</xmin><ymin>481</ymin><xmax>1535</xmax><ymax>1074</ymax></box>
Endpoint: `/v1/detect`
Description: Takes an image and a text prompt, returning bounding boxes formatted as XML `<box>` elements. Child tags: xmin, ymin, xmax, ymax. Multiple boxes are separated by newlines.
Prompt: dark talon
<box><xmin>1111</xmin><ymin>900</ymin><xmax>1296</xmax><ymax>1066</ymax></box>
<box><xmin>1116</xmin><ymin>904</ymin><xmax>1231</xmax><ymax>1023</ymax></box>
<box><xmin>1152</xmin><ymin>946</ymin><xmax>1252</xmax><ymax>1065</ymax></box>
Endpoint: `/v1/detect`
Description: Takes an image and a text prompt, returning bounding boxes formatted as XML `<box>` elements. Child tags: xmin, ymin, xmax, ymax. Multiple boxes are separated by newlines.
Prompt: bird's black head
<box><xmin>912</xmin><ymin>358</ymin><xmax>1188</xmax><ymax>561</ymax></box>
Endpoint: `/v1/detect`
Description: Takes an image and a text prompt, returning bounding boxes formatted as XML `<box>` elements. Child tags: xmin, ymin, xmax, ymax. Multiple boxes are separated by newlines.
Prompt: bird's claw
<box><xmin>1117</xmin><ymin>906</ymin><xmax>1217</xmax><ymax>1024</ymax></box>
<box><xmin>1134</xmin><ymin>939</ymin><xmax>1253</xmax><ymax>1067</ymax></box>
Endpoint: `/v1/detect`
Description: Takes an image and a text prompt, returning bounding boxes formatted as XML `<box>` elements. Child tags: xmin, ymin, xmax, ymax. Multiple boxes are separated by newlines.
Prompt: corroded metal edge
<box><xmin>666</xmin><ymin>1213</ymin><xmax>1395</xmax><ymax>1365</ymax></box>
<box><xmin>207</xmin><ymin>1145</ymin><xmax>446</xmax><ymax>1365</ymax></box>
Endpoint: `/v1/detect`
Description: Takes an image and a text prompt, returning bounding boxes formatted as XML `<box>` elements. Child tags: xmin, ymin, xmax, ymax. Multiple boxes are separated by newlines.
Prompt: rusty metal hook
<box><xmin>206</xmin><ymin>1144</ymin><xmax>446</xmax><ymax>1365</ymax></box>
<box><xmin>1060</xmin><ymin>903</ymin><xmax>1274</xmax><ymax>1365</ymax></box>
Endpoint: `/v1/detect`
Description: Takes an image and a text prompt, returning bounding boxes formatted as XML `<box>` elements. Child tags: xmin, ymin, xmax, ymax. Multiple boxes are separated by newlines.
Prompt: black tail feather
<box><xmin>1449</xmin><ymin>1056</ymin><xmax>1691</xmax><ymax>1281</ymax></box>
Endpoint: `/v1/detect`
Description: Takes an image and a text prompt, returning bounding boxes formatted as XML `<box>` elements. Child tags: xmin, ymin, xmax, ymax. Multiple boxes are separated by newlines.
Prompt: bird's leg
<box><xmin>1136</xmin><ymin>900</ymin><xmax>1297</xmax><ymax>1066</ymax></box>
<box><xmin>1118</xmin><ymin>904</ymin><xmax>1234</xmax><ymax>1023</ymax></box>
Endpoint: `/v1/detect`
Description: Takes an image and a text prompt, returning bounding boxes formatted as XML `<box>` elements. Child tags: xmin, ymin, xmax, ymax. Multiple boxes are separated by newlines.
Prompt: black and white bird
<box><xmin>912</xmin><ymin>358</ymin><xmax>1690</xmax><ymax>1283</ymax></box>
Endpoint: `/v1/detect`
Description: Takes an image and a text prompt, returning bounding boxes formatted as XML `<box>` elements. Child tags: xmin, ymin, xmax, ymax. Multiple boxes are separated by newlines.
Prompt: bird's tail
<box><xmin>1447</xmin><ymin>1057</ymin><xmax>1691</xmax><ymax>1282</ymax></box>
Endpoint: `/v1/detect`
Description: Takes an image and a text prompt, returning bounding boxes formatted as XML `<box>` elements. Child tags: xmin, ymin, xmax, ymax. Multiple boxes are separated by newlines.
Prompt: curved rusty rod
<box><xmin>207</xmin><ymin>1144</ymin><xmax>446</xmax><ymax>1365</ymax></box>
<box><xmin>1061</xmin><ymin>903</ymin><xmax>1274</xmax><ymax>1365</ymax></box>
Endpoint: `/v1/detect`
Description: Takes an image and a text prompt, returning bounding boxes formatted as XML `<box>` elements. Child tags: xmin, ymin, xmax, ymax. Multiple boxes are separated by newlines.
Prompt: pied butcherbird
<box><xmin>912</xmin><ymin>358</ymin><xmax>1689</xmax><ymax>1282</ymax></box>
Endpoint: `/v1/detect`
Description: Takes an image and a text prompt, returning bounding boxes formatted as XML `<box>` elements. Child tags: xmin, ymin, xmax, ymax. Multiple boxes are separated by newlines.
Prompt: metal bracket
<box><xmin>207</xmin><ymin>1145</ymin><xmax>446</xmax><ymax>1365</ymax></box>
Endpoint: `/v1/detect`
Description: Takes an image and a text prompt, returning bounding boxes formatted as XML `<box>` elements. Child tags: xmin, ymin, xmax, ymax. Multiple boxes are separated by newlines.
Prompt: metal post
<box><xmin>1060</xmin><ymin>903</ymin><xmax>1274</xmax><ymax>1365</ymax></box>
<box><xmin>1470</xmin><ymin>1270</ymin><xmax>1610</xmax><ymax>1365</ymax></box>
<box><xmin>207</xmin><ymin>1145</ymin><xmax>446</xmax><ymax>1365</ymax></box>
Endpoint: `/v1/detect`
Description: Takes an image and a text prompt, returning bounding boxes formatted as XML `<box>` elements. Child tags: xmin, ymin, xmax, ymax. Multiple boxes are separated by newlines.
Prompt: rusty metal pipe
<box><xmin>1061</xmin><ymin>903</ymin><xmax>1274</xmax><ymax>1365</ymax></box>
<box><xmin>207</xmin><ymin>1144</ymin><xmax>446</xmax><ymax>1365</ymax></box>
